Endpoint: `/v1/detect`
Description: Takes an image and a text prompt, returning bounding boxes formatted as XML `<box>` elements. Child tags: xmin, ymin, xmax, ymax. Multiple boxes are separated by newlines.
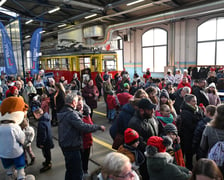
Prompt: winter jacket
<box><xmin>36</xmin><ymin>113</ymin><xmax>54</xmax><ymax>149</ymax></box>
<box><xmin>207</xmin><ymin>93</ymin><xmax>221</xmax><ymax>106</ymax></box>
<box><xmin>109</xmin><ymin>103</ymin><xmax>135</xmax><ymax>139</ymax></box>
<box><xmin>173</xmin><ymin>88</ymin><xmax>184</xmax><ymax>115</ymax></box>
<box><xmin>82</xmin><ymin>115</ymin><xmax>93</xmax><ymax>149</ymax></box>
<box><xmin>103</xmin><ymin>81</ymin><xmax>113</xmax><ymax>101</ymax></box>
<box><xmin>200</xmin><ymin>125</ymin><xmax>224</xmax><ymax>157</ymax></box>
<box><xmin>106</xmin><ymin>94</ymin><xmax>117</xmax><ymax>110</ymax></box>
<box><xmin>128</xmin><ymin>111</ymin><xmax>160</xmax><ymax>152</ymax></box>
<box><xmin>146</xmin><ymin>152</ymin><xmax>190</xmax><ymax>180</ymax></box>
<box><xmin>177</xmin><ymin>82</ymin><xmax>191</xmax><ymax>91</ymax></box>
<box><xmin>57</xmin><ymin>105</ymin><xmax>101</xmax><ymax>150</ymax></box>
<box><xmin>82</xmin><ymin>84</ymin><xmax>99</xmax><ymax>109</ymax></box>
<box><xmin>180</xmin><ymin>102</ymin><xmax>204</xmax><ymax>153</ymax></box>
<box><xmin>192</xmin><ymin>86</ymin><xmax>209</xmax><ymax>107</ymax></box>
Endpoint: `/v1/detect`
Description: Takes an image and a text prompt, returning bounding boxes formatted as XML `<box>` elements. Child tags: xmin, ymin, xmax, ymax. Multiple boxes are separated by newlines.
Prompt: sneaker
<box><xmin>42</xmin><ymin>161</ymin><xmax>47</xmax><ymax>166</ymax></box>
<box><xmin>40</xmin><ymin>163</ymin><xmax>52</xmax><ymax>173</ymax></box>
<box><xmin>29</xmin><ymin>157</ymin><xmax>35</xmax><ymax>166</ymax></box>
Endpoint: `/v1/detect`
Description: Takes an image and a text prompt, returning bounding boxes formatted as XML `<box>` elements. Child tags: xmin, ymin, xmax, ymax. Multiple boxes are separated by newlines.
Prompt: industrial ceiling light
<box><xmin>0</xmin><ymin>7</ymin><xmax>18</xmax><ymax>17</ymax></box>
<box><xmin>25</xmin><ymin>35</ymin><xmax>31</xmax><ymax>39</ymax></box>
<box><xmin>58</xmin><ymin>24</ymin><xmax>67</xmax><ymax>28</ymax></box>
<box><xmin>25</xmin><ymin>19</ymin><xmax>33</xmax><ymax>24</ymax></box>
<box><xmin>0</xmin><ymin>0</ymin><xmax>7</xmax><ymax>7</ymax></box>
<box><xmin>48</xmin><ymin>7</ymin><xmax>60</xmax><ymax>14</ymax></box>
<box><xmin>127</xmin><ymin>0</ymin><xmax>144</xmax><ymax>6</ymax></box>
<box><xmin>40</xmin><ymin>30</ymin><xmax>46</xmax><ymax>34</ymax></box>
<box><xmin>85</xmin><ymin>13</ymin><xmax>97</xmax><ymax>19</ymax></box>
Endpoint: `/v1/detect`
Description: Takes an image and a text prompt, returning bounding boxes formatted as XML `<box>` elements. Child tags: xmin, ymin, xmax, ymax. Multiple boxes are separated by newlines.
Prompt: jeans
<box><xmin>42</xmin><ymin>147</ymin><xmax>51</xmax><ymax>164</ymax></box>
<box><xmin>62</xmin><ymin>149</ymin><xmax>83</xmax><ymax>180</ymax></box>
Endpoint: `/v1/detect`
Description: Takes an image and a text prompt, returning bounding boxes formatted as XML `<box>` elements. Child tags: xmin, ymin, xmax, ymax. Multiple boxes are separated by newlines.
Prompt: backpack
<box><xmin>208</xmin><ymin>130</ymin><xmax>224</xmax><ymax>167</ymax></box>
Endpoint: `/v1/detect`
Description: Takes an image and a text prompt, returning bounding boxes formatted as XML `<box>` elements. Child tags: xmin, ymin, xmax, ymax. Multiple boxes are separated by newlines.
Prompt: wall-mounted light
<box><xmin>25</xmin><ymin>19</ymin><xmax>33</xmax><ymax>24</ymax></box>
<box><xmin>85</xmin><ymin>13</ymin><xmax>97</xmax><ymax>19</ymax></box>
<box><xmin>48</xmin><ymin>7</ymin><xmax>60</xmax><ymax>14</ymax></box>
<box><xmin>127</xmin><ymin>0</ymin><xmax>144</xmax><ymax>6</ymax></box>
<box><xmin>25</xmin><ymin>35</ymin><xmax>31</xmax><ymax>39</ymax></box>
<box><xmin>58</xmin><ymin>24</ymin><xmax>67</xmax><ymax>28</ymax></box>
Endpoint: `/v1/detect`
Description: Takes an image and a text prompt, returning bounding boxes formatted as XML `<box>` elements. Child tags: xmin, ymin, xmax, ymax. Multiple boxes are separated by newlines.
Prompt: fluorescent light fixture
<box><xmin>48</xmin><ymin>7</ymin><xmax>60</xmax><ymax>14</ymax></box>
<box><xmin>127</xmin><ymin>0</ymin><xmax>144</xmax><ymax>6</ymax></box>
<box><xmin>0</xmin><ymin>0</ymin><xmax>7</xmax><ymax>7</ymax></box>
<box><xmin>85</xmin><ymin>13</ymin><xmax>97</xmax><ymax>19</ymax></box>
<box><xmin>25</xmin><ymin>35</ymin><xmax>31</xmax><ymax>39</ymax></box>
<box><xmin>0</xmin><ymin>7</ymin><xmax>18</xmax><ymax>17</ymax></box>
<box><xmin>58</xmin><ymin>24</ymin><xmax>67</xmax><ymax>28</ymax></box>
<box><xmin>25</xmin><ymin>19</ymin><xmax>33</xmax><ymax>24</ymax></box>
<box><xmin>40</xmin><ymin>30</ymin><xmax>46</xmax><ymax>34</ymax></box>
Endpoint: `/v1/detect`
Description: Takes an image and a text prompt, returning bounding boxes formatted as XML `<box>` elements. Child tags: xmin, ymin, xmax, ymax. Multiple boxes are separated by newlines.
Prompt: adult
<box><xmin>145</xmin><ymin>136</ymin><xmax>191</xmax><ymax>180</ymax></box>
<box><xmin>97</xmin><ymin>152</ymin><xmax>139</xmax><ymax>180</ymax></box>
<box><xmin>95</xmin><ymin>72</ymin><xmax>103</xmax><ymax>101</ymax></box>
<box><xmin>33</xmin><ymin>74</ymin><xmax>44</xmax><ymax>96</ymax></box>
<box><xmin>145</xmin><ymin>86</ymin><xmax>159</xmax><ymax>105</ymax></box>
<box><xmin>24</xmin><ymin>81</ymin><xmax>37</xmax><ymax>105</ymax></box>
<box><xmin>192</xmin><ymin>79</ymin><xmax>209</xmax><ymax>107</ymax></box>
<box><xmin>25</xmin><ymin>72</ymin><xmax>33</xmax><ymax>84</ymax></box>
<box><xmin>189</xmin><ymin>158</ymin><xmax>223</xmax><ymax>180</ymax></box>
<box><xmin>173</xmin><ymin>87</ymin><xmax>191</xmax><ymax>115</ymax></box>
<box><xmin>103</xmin><ymin>74</ymin><xmax>113</xmax><ymax>118</ymax></box>
<box><xmin>15</xmin><ymin>80</ymin><xmax>24</xmax><ymax>97</ymax></box>
<box><xmin>71</xmin><ymin>73</ymin><xmax>81</xmax><ymax>91</ymax></box>
<box><xmin>200</xmin><ymin>104</ymin><xmax>224</xmax><ymax>174</ymax></box>
<box><xmin>165</xmin><ymin>69</ymin><xmax>175</xmax><ymax>85</ymax></box>
<box><xmin>183</xmin><ymin>69</ymin><xmax>191</xmax><ymax>83</ymax></box>
<box><xmin>177</xmin><ymin>76</ymin><xmax>191</xmax><ymax>92</ymax></box>
<box><xmin>143</xmin><ymin>68</ymin><xmax>151</xmax><ymax>83</ymax></box>
<box><xmin>180</xmin><ymin>94</ymin><xmax>204</xmax><ymax>170</ymax></box>
<box><xmin>128</xmin><ymin>98</ymin><xmax>160</xmax><ymax>180</ymax></box>
<box><xmin>174</xmin><ymin>69</ymin><xmax>183</xmax><ymax>87</ymax></box>
<box><xmin>82</xmin><ymin>79</ymin><xmax>99</xmax><ymax>118</ymax></box>
<box><xmin>206</xmin><ymin>70</ymin><xmax>217</xmax><ymax>85</ymax></box>
<box><xmin>117</xmin><ymin>83</ymin><xmax>133</xmax><ymax>107</ymax></box>
<box><xmin>57</xmin><ymin>93</ymin><xmax>105</xmax><ymax>180</ymax></box>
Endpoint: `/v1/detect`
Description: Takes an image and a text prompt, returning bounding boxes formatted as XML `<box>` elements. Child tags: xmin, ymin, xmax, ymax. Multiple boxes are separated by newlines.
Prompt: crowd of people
<box><xmin>0</xmin><ymin>66</ymin><xmax>224</xmax><ymax>180</ymax></box>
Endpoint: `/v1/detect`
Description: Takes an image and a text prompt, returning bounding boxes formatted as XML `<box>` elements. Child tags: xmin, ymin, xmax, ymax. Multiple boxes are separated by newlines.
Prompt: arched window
<box><xmin>197</xmin><ymin>17</ymin><xmax>224</xmax><ymax>65</ymax></box>
<box><xmin>142</xmin><ymin>28</ymin><xmax>167</xmax><ymax>72</ymax></box>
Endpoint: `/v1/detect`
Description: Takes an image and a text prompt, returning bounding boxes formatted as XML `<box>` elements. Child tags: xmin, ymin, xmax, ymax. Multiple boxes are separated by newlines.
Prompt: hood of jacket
<box><xmin>146</xmin><ymin>152</ymin><xmax>173</xmax><ymax>172</ymax></box>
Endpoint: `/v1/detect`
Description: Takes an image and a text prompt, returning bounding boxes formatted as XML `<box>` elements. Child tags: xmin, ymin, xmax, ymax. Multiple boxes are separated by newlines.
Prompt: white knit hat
<box><xmin>208</xmin><ymin>82</ymin><xmax>216</xmax><ymax>89</ymax></box>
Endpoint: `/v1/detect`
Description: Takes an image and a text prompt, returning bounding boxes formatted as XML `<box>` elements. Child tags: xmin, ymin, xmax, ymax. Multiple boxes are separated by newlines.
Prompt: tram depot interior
<box><xmin>0</xmin><ymin>0</ymin><xmax>224</xmax><ymax>77</ymax></box>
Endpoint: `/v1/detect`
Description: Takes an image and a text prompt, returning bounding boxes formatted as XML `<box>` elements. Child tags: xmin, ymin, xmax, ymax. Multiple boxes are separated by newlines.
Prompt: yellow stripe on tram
<box><xmin>93</xmin><ymin>110</ymin><xmax>106</xmax><ymax>117</ymax></box>
<box><xmin>93</xmin><ymin>137</ymin><xmax>115</xmax><ymax>151</ymax></box>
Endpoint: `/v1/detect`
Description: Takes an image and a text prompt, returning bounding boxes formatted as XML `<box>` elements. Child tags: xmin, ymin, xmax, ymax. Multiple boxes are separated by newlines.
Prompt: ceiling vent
<box><xmin>83</xmin><ymin>25</ymin><xmax>104</xmax><ymax>38</ymax></box>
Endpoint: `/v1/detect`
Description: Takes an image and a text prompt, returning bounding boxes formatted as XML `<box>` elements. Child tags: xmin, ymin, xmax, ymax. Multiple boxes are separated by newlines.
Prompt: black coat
<box><xmin>180</xmin><ymin>102</ymin><xmax>204</xmax><ymax>153</ymax></box>
<box><xmin>173</xmin><ymin>88</ymin><xmax>184</xmax><ymax>115</ymax></box>
<box><xmin>192</xmin><ymin>86</ymin><xmax>209</xmax><ymax>107</ymax></box>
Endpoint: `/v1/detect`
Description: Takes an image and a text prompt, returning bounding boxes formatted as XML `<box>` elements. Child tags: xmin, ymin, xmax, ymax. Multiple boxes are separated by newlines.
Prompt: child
<box><xmin>33</xmin><ymin>107</ymin><xmax>54</xmax><ymax>173</ymax></box>
<box><xmin>0</xmin><ymin>97</ymin><xmax>34</xmax><ymax>180</ymax></box>
<box><xmin>156</xmin><ymin>104</ymin><xmax>175</xmax><ymax>133</ymax></box>
<box><xmin>76</xmin><ymin>96</ymin><xmax>93</xmax><ymax>176</ymax></box>
<box><xmin>41</xmin><ymin>93</ymin><xmax>50</xmax><ymax>113</ymax></box>
<box><xmin>192</xmin><ymin>105</ymin><xmax>216</xmax><ymax>160</ymax></box>
<box><xmin>20</xmin><ymin>117</ymin><xmax>36</xmax><ymax>166</ymax></box>
<box><xmin>117</xmin><ymin>128</ymin><xmax>145</xmax><ymax>171</ymax></box>
<box><xmin>106</xmin><ymin>91</ymin><xmax>120</xmax><ymax>122</ymax></box>
<box><xmin>164</xmin><ymin>123</ymin><xmax>185</xmax><ymax>167</ymax></box>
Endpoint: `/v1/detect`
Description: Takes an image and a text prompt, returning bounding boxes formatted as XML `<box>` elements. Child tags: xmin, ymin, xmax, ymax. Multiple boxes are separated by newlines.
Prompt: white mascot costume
<box><xmin>0</xmin><ymin>97</ymin><xmax>35</xmax><ymax>180</ymax></box>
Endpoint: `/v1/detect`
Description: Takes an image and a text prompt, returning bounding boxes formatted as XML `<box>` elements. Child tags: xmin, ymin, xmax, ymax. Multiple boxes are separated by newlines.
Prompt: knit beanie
<box><xmin>208</xmin><ymin>82</ymin><xmax>216</xmax><ymax>89</ymax></box>
<box><xmin>164</xmin><ymin>123</ymin><xmax>178</xmax><ymax>136</ymax></box>
<box><xmin>124</xmin><ymin>128</ymin><xmax>139</xmax><ymax>145</ymax></box>
<box><xmin>9</xmin><ymin>86</ymin><xmax>18</xmax><ymax>95</ymax></box>
<box><xmin>0</xmin><ymin>97</ymin><xmax>29</xmax><ymax>124</ymax></box>
<box><xmin>160</xmin><ymin>89</ymin><xmax>169</xmax><ymax>99</ymax></box>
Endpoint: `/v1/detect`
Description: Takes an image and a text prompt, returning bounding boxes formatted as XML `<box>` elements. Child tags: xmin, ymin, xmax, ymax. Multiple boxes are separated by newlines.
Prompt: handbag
<box><xmin>112</xmin><ymin>133</ymin><xmax>124</xmax><ymax>150</ymax></box>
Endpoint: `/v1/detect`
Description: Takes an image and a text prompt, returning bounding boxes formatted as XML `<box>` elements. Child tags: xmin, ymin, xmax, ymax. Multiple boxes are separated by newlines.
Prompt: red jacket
<box><xmin>143</xmin><ymin>73</ymin><xmax>151</xmax><ymax>83</ymax></box>
<box><xmin>117</xmin><ymin>91</ymin><xmax>133</xmax><ymax>106</ymax></box>
<box><xmin>82</xmin><ymin>115</ymin><xmax>93</xmax><ymax>149</ymax></box>
<box><xmin>177</xmin><ymin>82</ymin><xmax>192</xmax><ymax>92</ymax></box>
<box><xmin>106</xmin><ymin>94</ymin><xmax>117</xmax><ymax>110</ymax></box>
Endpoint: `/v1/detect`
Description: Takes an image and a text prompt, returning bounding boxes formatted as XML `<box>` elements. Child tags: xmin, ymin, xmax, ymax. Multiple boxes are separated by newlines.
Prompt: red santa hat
<box><xmin>0</xmin><ymin>97</ymin><xmax>29</xmax><ymax>124</ymax></box>
<box><xmin>147</xmin><ymin>136</ymin><xmax>172</xmax><ymax>153</ymax></box>
<box><xmin>9</xmin><ymin>86</ymin><xmax>18</xmax><ymax>95</ymax></box>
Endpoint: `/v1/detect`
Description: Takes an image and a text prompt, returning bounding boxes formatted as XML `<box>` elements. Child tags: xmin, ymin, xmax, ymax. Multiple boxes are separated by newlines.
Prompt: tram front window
<box><xmin>103</xmin><ymin>60</ymin><xmax>116</xmax><ymax>71</ymax></box>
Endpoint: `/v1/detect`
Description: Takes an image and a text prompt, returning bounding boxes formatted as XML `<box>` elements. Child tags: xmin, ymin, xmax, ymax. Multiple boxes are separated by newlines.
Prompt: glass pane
<box><xmin>197</xmin><ymin>42</ymin><xmax>215</xmax><ymax>65</ymax></box>
<box><xmin>198</xmin><ymin>19</ymin><xmax>216</xmax><ymax>41</ymax></box>
<box><xmin>61</xmin><ymin>58</ymin><xmax>69</xmax><ymax>70</ymax></box>
<box><xmin>116</xmin><ymin>49</ymin><xmax>123</xmax><ymax>71</ymax></box>
<box><xmin>154</xmin><ymin>29</ymin><xmax>167</xmax><ymax>45</ymax></box>
<box><xmin>142</xmin><ymin>30</ymin><xmax>153</xmax><ymax>46</ymax></box>
<box><xmin>217</xmin><ymin>17</ymin><xmax>224</xmax><ymax>40</ymax></box>
<box><xmin>217</xmin><ymin>41</ymin><xmax>224</xmax><ymax>65</ymax></box>
<box><xmin>143</xmin><ymin>47</ymin><xmax>153</xmax><ymax>72</ymax></box>
<box><xmin>154</xmin><ymin>46</ymin><xmax>167</xmax><ymax>72</ymax></box>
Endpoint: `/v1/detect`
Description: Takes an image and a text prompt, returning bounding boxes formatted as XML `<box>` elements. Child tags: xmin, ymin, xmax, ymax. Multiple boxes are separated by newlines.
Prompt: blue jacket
<box><xmin>36</xmin><ymin>113</ymin><xmax>54</xmax><ymax>149</ymax></box>
<box><xmin>57</xmin><ymin>104</ymin><xmax>101</xmax><ymax>150</ymax></box>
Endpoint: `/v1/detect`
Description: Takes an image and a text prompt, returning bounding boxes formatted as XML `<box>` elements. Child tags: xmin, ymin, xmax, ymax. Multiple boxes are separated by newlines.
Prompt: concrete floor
<box><xmin>0</xmin><ymin>100</ymin><xmax>113</xmax><ymax>180</ymax></box>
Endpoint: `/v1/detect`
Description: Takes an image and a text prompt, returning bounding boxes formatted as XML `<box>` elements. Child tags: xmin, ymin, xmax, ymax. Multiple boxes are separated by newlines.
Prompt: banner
<box><xmin>30</xmin><ymin>28</ymin><xmax>42</xmax><ymax>76</ymax></box>
<box><xmin>0</xmin><ymin>21</ymin><xmax>17</xmax><ymax>75</ymax></box>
